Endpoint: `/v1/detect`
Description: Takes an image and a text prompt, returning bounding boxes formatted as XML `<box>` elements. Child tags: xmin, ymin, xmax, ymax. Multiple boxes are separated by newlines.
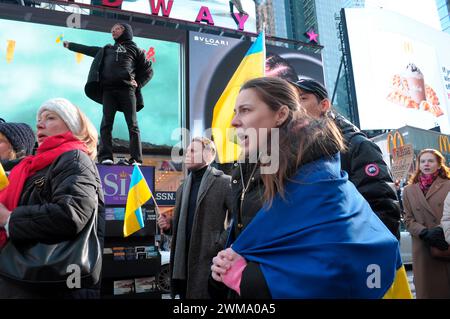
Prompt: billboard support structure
<box><xmin>331</xmin><ymin>55</ymin><xmax>344</xmax><ymax>105</ymax></box>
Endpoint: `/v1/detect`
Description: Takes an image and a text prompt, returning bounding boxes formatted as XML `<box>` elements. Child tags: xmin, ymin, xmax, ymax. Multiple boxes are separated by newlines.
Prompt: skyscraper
<box><xmin>254</xmin><ymin>0</ymin><xmax>276</xmax><ymax>36</ymax></box>
<box><xmin>313</xmin><ymin>1</ymin><xmax>344</xmax><ymax>105</ymax></box>
<box><xmin>435</xmin><ymin>0</ymin><xmax>450</xmax><ymax>33</ymax></box>
<box><xmin>343</xmin><ymin>0</ymin><xmax>365</xmax><ymax>7</ymax></box>
<box><xmin>272</xmin><ymin>0</ymin><xmax>288</xmax><ymax>38</ymax></box>
<box><xmin>283</xmin><ymin>0</ymin><xmax>358</xmax><ymax>120</ymax></box>
<box><xmin>285</xmin><ymin>0</ymin><xmax>305</xmax><ymax>41</ymax></box>
<box><xmin>253</xmin><ymin>0</ymin><xmax>289</xmax><ymax>38</ymax></box>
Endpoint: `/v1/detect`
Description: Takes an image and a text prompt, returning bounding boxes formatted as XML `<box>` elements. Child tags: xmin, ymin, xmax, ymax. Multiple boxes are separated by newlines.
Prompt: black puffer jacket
<box><xmin>67</xmin><ymin>24</ymin><xmax>153</xmax><ymax>111</ymax></box>
<box><xmin>0</xmin><ymin>150</ymin><xmax>105</xmax><ymax>297</ymax></box>
<box><xmin>8</xmin><ymin>150</ymin><xmax>105</xmax><ymax>247</ymax></box>
<box><xmin>332</xmin><ymin>112</ymin><xmax>401</xmax><ymax>239</ymax></box>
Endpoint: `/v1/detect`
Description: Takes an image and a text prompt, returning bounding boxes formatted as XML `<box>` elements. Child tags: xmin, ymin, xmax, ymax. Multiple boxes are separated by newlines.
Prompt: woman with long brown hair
<box><xmin>403</xmin><ymin>148</ymin><xmax>450</xmax><ymax>298</ymax></box>
<box><xmin>210</xmin><ymin>77</ymin><xmax>410</xmax><ymax>299</ymax></box>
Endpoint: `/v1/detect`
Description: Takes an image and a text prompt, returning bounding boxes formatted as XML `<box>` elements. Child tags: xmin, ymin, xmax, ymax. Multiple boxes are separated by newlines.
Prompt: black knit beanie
<box><xmin>0</xmin><ymin>122</ymin><xmax>36</xmax><ymax>156</ymax></box>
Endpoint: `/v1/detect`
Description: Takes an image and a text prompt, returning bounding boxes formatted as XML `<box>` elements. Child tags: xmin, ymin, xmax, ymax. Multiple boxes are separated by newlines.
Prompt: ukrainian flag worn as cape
<box><xmin>230</xmin><ymin>154</ymin><xmax>412</xmax><ymax>299</ymax></box>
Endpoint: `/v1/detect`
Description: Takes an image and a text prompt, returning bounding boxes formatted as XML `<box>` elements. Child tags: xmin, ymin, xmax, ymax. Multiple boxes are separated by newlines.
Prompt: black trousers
<box><xmin>98</xmin><ymin>88</ymin><xmax>142</xmax><ymax>163</ymax></box>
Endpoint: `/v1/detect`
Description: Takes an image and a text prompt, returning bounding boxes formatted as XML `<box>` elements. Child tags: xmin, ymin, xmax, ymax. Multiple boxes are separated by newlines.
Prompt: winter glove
<box><xmin>419</xmin><ymin>227</ymin><xmax>449</xmax><ymax>250</ymax></box>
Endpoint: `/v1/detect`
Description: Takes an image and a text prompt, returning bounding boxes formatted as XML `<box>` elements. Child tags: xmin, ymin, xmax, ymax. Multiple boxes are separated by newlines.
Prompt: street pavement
<box><xmin>407</xmin><ymin>266</ymin><xmax>416</xmax><ymax>298</ymax></box>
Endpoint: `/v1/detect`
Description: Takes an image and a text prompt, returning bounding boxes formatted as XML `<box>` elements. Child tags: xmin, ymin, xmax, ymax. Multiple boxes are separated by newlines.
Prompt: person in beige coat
<box><xmin>403</xmin><ymin>148</ymin><xmax>450</xmax><ymax>298</ymax></box>
<box><xmin>442</xmin><ymin>192</ymin><xmax>450</xmax><ymax>244</ymax></box>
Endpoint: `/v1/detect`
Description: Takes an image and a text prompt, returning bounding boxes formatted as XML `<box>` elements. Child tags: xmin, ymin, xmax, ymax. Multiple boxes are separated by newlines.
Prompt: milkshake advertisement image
<box><xmin>387</xmin><ymin>61</ymin><xmax>443</xmax><ymax>117</ymax></box>
<box><xmin>404</xmin><ymin>63</ymin><xmax>425</xmax><ymax>105</ymax></box>
<box><xmin>344</xmin><ymin>8</ymin><xmax>450</xmax><ymax>133</ymax></box>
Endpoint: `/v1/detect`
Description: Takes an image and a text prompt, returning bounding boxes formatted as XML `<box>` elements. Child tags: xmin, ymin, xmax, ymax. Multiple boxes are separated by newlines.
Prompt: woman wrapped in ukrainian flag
<box><xmin>210</xmin><ymin>77</ymin><xmax>412</xmax><ymax>299</ymax></box>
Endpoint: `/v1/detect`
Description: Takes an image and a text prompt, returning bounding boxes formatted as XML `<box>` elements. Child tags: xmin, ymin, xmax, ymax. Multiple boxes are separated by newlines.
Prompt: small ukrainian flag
<box><xmin>0</xmin><ymin>163</ymin><xmax>8</xmax><ymax>191</ymax></box>
<box><xmin>56</xmin><ymin>34</ymin><xmax>64</xmax><ymax>43</ymax></box>
<box><xmin>123</xmin><ymin>165</ymin><xmax>152</xmax><ymax>237</ymax></box>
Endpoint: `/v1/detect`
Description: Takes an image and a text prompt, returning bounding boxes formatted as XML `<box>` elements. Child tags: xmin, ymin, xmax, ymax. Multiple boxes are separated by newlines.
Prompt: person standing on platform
<box><xmin>63</xmin><ymin>23</ymin><xmax>153</xmax><ymax>165</ymax></box>
<box><xmin>157</xmin><ymin>137</ymin><xmax>232</xmax><ymax>299</ymax></box>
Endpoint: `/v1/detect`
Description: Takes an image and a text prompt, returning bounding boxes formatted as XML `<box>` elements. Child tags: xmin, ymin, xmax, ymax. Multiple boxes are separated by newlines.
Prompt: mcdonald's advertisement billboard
<box><xmin>386</xmin><ymin>131</ymin><xmax>405</xmax><ymax>155</ymax></box>
<box><xmin>344</xmin><ymin>9</ymin><xmax>450</xmax><ymax>133</ymax></box>
<box><xmin>373</xmin><ymin>126</ymin><xmax>450</xmax><ymax>171</ymax></box>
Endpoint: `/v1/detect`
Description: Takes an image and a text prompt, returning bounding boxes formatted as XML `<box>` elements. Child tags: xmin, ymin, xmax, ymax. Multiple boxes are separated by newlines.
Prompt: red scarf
<box><xmin>418</xmin><ymin>171</ymin><xmax>439</xmax><ymax>194</ymax></box>
<box><xmin>0</xmin><ymin>131</ymin><xmax>88</xmax><ymax>247</ymax></box>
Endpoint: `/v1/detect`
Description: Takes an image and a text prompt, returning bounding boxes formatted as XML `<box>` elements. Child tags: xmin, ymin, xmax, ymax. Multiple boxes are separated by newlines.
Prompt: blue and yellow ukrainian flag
<box><xmin>0</xmin><ymin>163</ymin><xmax>9</xmax><ymax>191</ymax></box>
<box><xmin>383</xmin><ymin>254</ymin><xmax>413</xmax><ymax>299</ymax></box>
<box><xmin>124</xmin><ymin>165</ymin><xmax>152</xmax><ymax>237</ymax></box>
<box><xmin>55</xmin><ymin>34</ymin><xmax>64</xmax><ymax>43</ymax></box>
<box><xmin>230</xmin><ymin>154</ymin><xmax>413</xmax><ymax>298</ymax></box>
<box><xmin>211</xmin><ymin>32</ymin><xmax>265</xmax><ymax>163</ymax></box>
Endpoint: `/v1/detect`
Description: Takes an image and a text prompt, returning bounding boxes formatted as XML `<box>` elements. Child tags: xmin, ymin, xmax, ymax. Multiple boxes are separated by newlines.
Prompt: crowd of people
<box><xmin>0</xmin><ymin>20</ymin><xmax>448</xmax><ymax>300</ymax></box>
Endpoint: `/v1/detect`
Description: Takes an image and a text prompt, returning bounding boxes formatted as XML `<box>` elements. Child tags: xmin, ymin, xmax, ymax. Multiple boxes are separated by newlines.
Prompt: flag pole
<box><xmin>150</xmin><ymin>194</ymin><xmax>162</xmax><ymax>246</ymax></box>
<box><xmin>133</xmin><ymin>162</ymin><xmax>162</xmax><ymax>244</ymax></box>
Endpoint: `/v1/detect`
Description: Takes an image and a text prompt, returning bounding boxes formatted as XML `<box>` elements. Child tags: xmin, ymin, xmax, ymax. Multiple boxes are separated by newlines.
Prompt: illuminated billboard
<box><xmin>0</xmin><ymin>17</ymin><xmax>182</xmax><ymax>147</ymax></box>
<box><xmin>344</xmin><ymin>8</ymin><xmax>450</xmax><ymax>132</ymax></box>
<box><xmin>188</xmin><ymin>31</ymin><xmax>324</xmax><ymax>137</ymax></box>
<box><xmin>89</xmin><ymin>0</ymin><xmax>256</xmax><ymax>32</ymax></box>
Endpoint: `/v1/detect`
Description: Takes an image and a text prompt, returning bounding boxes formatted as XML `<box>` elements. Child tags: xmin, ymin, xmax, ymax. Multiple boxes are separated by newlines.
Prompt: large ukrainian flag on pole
<box><xmin>124</xmin><ymin>165</ymin><xmax>152</xmax><ymax>237</ymax></box>
<box><xmin>212</xmin><ymin>32</ymin><xmax>265</xmax><ymax>163</ymax></box>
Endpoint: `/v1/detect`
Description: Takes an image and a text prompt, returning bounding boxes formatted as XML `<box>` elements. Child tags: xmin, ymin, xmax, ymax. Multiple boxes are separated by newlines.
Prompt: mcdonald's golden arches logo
<box><xmin>387</xmin><ymin>131</ymin><xmax>404</xmax><ymax>154</ymax></box>
<box><xmin>439</xmin><ymin>135</ymin><xmax>450</xmax><ymax>154</ymax></box>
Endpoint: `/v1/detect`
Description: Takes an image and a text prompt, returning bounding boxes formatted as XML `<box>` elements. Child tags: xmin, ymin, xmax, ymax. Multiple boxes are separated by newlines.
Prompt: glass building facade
<box><xmin>282</xmin><ymin>0</ymin><xmax>366</xmax><ymax>119</ymax></box>
<box><xmin>435</xmin><ymin>0</ymin><xmax>450</xmax><ymax>33</ymax></box>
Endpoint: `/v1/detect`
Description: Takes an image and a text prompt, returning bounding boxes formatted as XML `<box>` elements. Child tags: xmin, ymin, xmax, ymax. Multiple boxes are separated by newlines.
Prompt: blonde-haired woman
<box><xmin>403</xmin><ymin>148</ymin><xmax>450</xmax><ymax>298</ymax></box>
<box><xmin>0</xmin><ymin>98</ymin><xmax>104</xmax><ymax>298</ymax></box>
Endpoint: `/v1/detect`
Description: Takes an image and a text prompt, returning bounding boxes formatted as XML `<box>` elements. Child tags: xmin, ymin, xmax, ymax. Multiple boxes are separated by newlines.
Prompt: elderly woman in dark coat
<box><xmin>0</xmin><ymin>98</ymin><xmax>104</xmax><ymax>299</ymax></box>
